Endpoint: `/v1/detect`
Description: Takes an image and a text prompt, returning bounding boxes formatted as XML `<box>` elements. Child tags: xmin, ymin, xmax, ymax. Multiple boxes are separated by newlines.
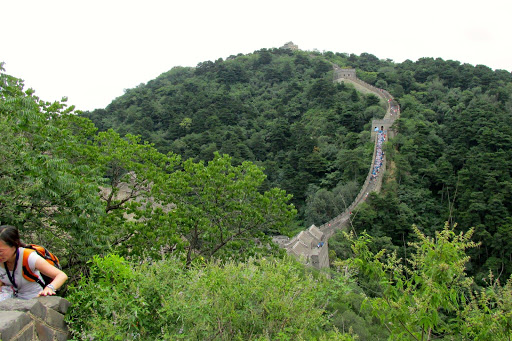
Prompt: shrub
<box><xmin>66</xmin><ymin>254</ymin><xmax>355</xmax><ymax>340</ymax></box>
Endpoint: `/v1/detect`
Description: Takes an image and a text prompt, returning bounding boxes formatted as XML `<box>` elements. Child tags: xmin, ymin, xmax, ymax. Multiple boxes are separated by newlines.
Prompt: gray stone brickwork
<box><xmin>273</xmin><ymin>225</ymin><xmax>329</xmax><ymax>269</ymax></box>
<box><xmin>0</xmin><ymin>296</ymin><xmax>70</xmax><ymax>340</ymax></box>
<box><xmin>333</xmin><ymin>67</ymin><xmax>356</xmax><ymax>79</ymax></box>
<box><xmin>281</xmin><ymin>41</ymin><xmax>299</xmax><ymax>50</ymax></box>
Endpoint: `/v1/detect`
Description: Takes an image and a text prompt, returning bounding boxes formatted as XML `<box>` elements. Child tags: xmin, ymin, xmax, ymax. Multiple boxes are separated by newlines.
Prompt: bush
<box><xmin>66</xmin><ymin>254</ymin><xmax>355</xmax><ymax>340</ymax></box>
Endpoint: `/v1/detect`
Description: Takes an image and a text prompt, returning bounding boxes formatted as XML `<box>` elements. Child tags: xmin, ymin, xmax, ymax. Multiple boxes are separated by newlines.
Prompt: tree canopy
<box><xmin>83</xmin><ymin>49</ymin><xmax>387</xmax><ymax>225</ymax></box>
<box><xmin>0</xmin><ymin>62</ymin><xmax>296</xmax><ymax>275</ymax></box>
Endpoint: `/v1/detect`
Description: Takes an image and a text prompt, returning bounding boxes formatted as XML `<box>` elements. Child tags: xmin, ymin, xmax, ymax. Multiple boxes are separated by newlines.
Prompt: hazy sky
<box><xmin>2</xmin><ymin>0</ymin><xmax>511</xmax><ymax>111</ymax></box>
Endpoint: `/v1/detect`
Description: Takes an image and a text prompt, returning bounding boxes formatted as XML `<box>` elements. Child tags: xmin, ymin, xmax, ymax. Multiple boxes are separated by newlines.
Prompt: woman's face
<box><xmin>0</xmin><ymin>240</ymin><xmax>16</xmax><ymax>263</ymax></box>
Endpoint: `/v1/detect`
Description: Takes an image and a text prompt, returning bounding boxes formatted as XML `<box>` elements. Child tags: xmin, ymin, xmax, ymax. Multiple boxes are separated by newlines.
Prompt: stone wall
<box><xmin>276</xmin><ymin>65</ymin><xmax>401</xmax><ymax>268</ymax></box>
<box><xmin>273</xmin><ymin>225</ymin><xmax>329</xmax><ymax>269</ymax></box>
<box><xmin>319</xmin><ymin>75</ymin><xmax>399</xmax><ymax>239</ymax></box>
<box><xmin>0</xmin><ymin>296</ymin><xmax>70</xmax><ymax>340</ymax></box>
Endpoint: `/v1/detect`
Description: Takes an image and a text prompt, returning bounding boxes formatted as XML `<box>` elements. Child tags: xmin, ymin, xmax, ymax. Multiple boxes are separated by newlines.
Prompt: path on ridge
<box><xmin>274</xmin><ymin>66</ymin><xmax>400</xmax><ymax>268</ymax></box>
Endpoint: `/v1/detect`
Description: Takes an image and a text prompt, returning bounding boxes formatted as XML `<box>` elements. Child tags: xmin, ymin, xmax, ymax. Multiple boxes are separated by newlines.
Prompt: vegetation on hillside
<box><xmin>83</xmin><ymin>49</ymin><xmax>387</xmax><ymax>225</ymax></box>
<box><xmin>85</xmin><ymin>47</ymin><xmax>512</xmax><ymax>282</ymax></box>
<box><xmin>67</xmin><ymin>254</ymin><xmax>353</xmax><ymax>340</ymax></box>
<box><xmin>65</xmin><ymin>223</ymin><xmax>512</xmax><ymax>340</ymax></box>
<box><xmin>0</xmin><ymin>62</ymin><xmax>295</xmax><ymax>275</ymax></box>
<box><xmin>2</xmin><ymin>43</ymin><xmax>512</xmax><ymax>340</ymax></box>
<box><xmin>324</xmin><ymin>54</ymin><xmax>512</xmax><ymax>282</ymax></box>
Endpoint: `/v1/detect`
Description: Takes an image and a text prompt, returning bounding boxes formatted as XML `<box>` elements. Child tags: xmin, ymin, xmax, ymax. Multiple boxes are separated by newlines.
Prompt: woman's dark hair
<box><xmin>0</xmin><ymin>225</ymin><xmax>23</xmax><ymax>248</ymax></box>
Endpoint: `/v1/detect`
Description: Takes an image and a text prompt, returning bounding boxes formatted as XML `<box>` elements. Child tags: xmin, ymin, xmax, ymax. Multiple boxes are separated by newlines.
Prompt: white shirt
<box><xmin>0</xmin><ymin>247</ymin><xmax>44</xmax><ymax>299</ymax></box>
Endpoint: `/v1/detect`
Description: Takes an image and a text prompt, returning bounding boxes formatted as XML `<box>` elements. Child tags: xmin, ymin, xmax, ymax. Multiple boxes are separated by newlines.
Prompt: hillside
<box><xmin>327</xmin><ymin>54</ymin><xmax>512</xmax><ymax>282</ymax></box>
<box><xmin>83</xmin><ymin>49</ymin><xmax>388</xmax><ymax>227</ymax></box>
<box><xmin>84</xmin><ymin>48</ymin><xmax>512</xmax><ymax>280</ymax></box>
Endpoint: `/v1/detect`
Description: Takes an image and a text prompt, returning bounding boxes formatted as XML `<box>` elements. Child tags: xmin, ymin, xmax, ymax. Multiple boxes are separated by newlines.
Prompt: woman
<box><xmin>0</xmin><ymin>225</ymin><xmax>68</xmax><ymax>299</ymax></box>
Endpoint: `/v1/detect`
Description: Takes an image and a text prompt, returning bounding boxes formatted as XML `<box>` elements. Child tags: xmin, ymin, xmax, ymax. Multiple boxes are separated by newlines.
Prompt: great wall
<box><xmin>273</xmin><ymin>65</ymin><xmax>400</xmax><ymax>269</ymax></box>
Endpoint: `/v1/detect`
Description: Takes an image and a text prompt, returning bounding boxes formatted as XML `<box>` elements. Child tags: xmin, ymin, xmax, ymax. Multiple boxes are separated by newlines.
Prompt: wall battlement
<box><xmin>0</xmin><ymin>296</ymin><xmax>70</xmax><ymax>340</ymax></box>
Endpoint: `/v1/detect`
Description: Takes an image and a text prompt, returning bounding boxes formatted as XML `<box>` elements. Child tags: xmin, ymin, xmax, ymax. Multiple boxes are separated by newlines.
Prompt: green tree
<box><xmin>0</xmin><ymin>64</ymin><xmax>107</xmax><ymax>271</ymax></box>
<box><xmin>89</xmin><ymin>129</ymin><xmax>182</xmax><ymax>260</ymax></box>
<box><xmin>167</xmin><ymin>152</ymin><xmax>297</xmax><ymax>265</ymax></box>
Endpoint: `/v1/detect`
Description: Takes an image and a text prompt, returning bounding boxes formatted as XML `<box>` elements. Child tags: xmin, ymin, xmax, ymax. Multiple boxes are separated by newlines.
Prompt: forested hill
<box><xmin>328</xmin><ymin>55</ymin><xmax>512</xmax><ymax>282</ymax></box>
<box><xmin>83</xmin><ymin>48</ymin><xmax>388</xmax><ymax>226</ymax></box>
<box><xmin>84</xmin><ymin>48</ymin><xmax>512</xmax><ymax>280</ymax></box>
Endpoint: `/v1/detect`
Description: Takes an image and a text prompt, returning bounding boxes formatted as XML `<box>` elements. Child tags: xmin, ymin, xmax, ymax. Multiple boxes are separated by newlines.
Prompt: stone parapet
<box><xmin>277</xmin><ymin>63</ymin><xmax>401</xmax><ymax>268</ymax></box>
<box><xmin>0</xmin><ymin>296</ymin><xmax>70</xmax><ymax>340</ymax></box>
<box><xmin>279</xmin><ymin>225</ymin><xmax>329</xmax><ymax>269</ymax></box>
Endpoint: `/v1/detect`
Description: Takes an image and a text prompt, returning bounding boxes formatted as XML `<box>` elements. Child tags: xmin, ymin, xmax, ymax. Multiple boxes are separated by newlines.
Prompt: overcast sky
<box><xmin>2</xmin><ymin>0</ymin><xmax>511</xmax><ymax>111</ymax></box>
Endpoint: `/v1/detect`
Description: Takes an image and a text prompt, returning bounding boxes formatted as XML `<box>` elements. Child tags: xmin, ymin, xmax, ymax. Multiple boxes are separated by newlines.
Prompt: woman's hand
<box><xmin>38</xmin><ymin>285</ymin><xmax>57</xmax><ymax>297</ymax></box>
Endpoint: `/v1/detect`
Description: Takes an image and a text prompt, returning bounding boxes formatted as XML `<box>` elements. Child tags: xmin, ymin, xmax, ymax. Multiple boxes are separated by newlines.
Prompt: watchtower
<box><xmin>333</xmin><ymin>68</ymin><xmax>356</xmax><ymax>80</ymax></box>
<box><xmin>273</xmin><ymin>225</ymin><xmax>329</xmax><ymax>269</ymax></box>
<box><xmin>371</xmin><ymin>119</ymin><xmax>395</xmax><ymax>139</ymax></box>
<box><xmin>281</xmin><ymin>41</ymin><xmax>299</xmax><ymax>51</ymax></box>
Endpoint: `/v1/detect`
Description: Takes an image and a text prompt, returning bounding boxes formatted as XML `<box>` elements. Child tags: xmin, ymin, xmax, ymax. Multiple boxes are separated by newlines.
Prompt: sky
<box><xmin>2</xmin><ymin>0</ymin><xmax>511</xmax><ymax>111</ymax></box>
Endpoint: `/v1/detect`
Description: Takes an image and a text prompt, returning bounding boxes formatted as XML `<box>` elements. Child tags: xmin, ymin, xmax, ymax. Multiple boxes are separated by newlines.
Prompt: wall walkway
<box><xmin>274</xmin><ymin>65</ymin><xmax>401</xmax><ymax>268</ymax></box>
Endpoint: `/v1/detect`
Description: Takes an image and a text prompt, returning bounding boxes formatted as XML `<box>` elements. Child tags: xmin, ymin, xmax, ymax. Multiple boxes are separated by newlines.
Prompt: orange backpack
<box><xmin>21</xmin><ymin>244</ymin><xmax>61</xmax><ymax>288</ymax></box>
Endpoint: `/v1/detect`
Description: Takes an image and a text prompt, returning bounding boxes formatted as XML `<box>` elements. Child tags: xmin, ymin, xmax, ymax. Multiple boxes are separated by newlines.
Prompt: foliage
<box><xmin>459</xmin><ymin>274</ymin><xmax>512</xmax><ymax>339</ymax></box>
<box><xmin>304</xmin><ymin>180</ymin><xmax>361</xmax><ymax>227</ymax></box>
<box><xmin>66</xmin><ymin>254</ymin><xmax>356</xmax><ymax>340</ymax></box>
<box><xmin>324</xmin><ymin>53</ymin><xmax>512</xmax><ymax>281</ymax></box>
<box><xmin>5</xmin><ymin>46</ymin><xmax>512</xmax><ymax>339</ymax></box>
<box><xmin>0</xmin><ymin>65</ymin><xmax>297</xmax><ymax>286</ymax></box>
<box><xmin>165</xmin><ymin>151</ymin><xmax>297</xmax><ymax>264</ymax></box>
<box><xmin>326</xmin><ymin>271</ymin><xmax>390</xmax><ymax>340</ymax></box>
<box><xmin>84</xmin><ymin>48</ymin><xmax>512</xmax><ymax>281</ymax></box>
<box><xmin>335</xmin><ymin>223</ymin><xmax>512</xmax><ymax>340</ymax></box>
<box><xmin>87</xmin><ymin>129</ymin><xmax>182</xmax><ymax>260</ymax></box>
<box><xmin>0</xmin><ymin>63</ymin><xmax>108</xmax><ymax>274</ymax></box>
<box><xmin>83</xmin><ymin>49</ymin><xmax>387</xmax><ymax>224</ymax></box>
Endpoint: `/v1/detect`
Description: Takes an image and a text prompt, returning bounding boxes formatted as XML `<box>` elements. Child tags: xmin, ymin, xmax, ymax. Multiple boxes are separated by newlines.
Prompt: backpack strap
<box><xmin>22</xmin><ymin>249</ymin><xmax>45</xmax><ymax>288</ymax></box>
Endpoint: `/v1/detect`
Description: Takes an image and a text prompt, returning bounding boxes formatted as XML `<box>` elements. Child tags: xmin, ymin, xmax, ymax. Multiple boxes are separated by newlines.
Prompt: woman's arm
<box><xmin>34</xmin><ymin>257</ymin><xmax>68</xmax><ymax>296</ymax></box>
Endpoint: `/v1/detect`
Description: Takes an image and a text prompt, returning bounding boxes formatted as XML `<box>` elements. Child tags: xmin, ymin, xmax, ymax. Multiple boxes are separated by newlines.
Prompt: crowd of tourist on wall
<box><xmin>388</xmin><ymin>99</ymin><xmax>399</xmax><ymax>117</ymax></box>
<box><xmin>367</xmin><ymin>100</ymin><xmax>398</xmax><ymax>184</ymax></box>
<box><xmin>371</xmin><ymin>129</ymin><xmax>386</xmax><ymax>182</ymax></box>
